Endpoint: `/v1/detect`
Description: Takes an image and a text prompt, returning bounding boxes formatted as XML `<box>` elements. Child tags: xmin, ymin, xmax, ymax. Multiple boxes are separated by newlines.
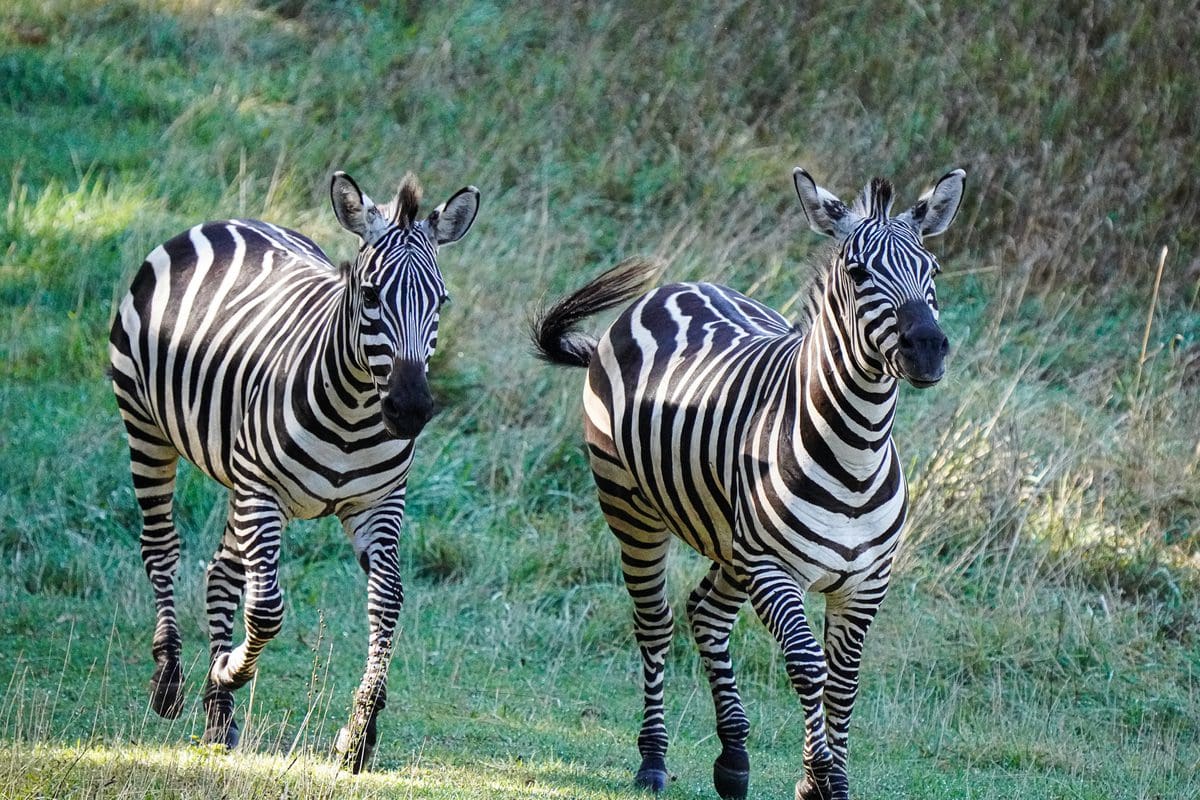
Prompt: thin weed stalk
<box><xmin>1132</xmin><ymin>245</ymin><xmax>1169</xmax><ymax>405</ymax></box>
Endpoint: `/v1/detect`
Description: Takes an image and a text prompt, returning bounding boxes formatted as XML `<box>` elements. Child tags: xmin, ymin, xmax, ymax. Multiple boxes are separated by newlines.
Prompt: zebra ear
<box><xmin>426</xmin><ymin>186</ymin><xmax>479</xmax><ymax>246</ymax></box>
<box><xmin>793</xmin><ymin>168</ymin><xmax>860</xmax><ymax>240</ymax></box>
<box><xmin>897</xmin><ymin>169</ymin><xmax>966</xmax><ymax>239</ymax></box>
<box><xmin>330</xmin><ymin>171</ymin><xmax>388</xmax><ymax>244</ymax></box>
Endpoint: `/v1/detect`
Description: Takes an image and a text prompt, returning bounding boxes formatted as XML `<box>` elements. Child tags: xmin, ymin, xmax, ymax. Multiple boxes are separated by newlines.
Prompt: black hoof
<box><xmin>713</xmin><ymin>760</ymin><xmax>749</xmax><ymax>800</ymax></box>
<box><xmin>634</xmin><ymin>766</ymin><xmax>669</xmax><ymax>793</ymax></box>
<box><xmin>149</xmin><ymin>660</ymin><xmax>184</xmax><ymax>719</ymax></box>
<box><xmin>796</xmin><ymin>776</ymin><xmax>831</xmax><ymax>800</ymax></box>
<box><xmin>201</xmin><ymin>718</ymin><xmax>240</xmax><ymax>749</ymax></box>
<box><xmin>334</xmin><ymin>725</ymin><xmax>374</xmax><ymax>774</ymax></box>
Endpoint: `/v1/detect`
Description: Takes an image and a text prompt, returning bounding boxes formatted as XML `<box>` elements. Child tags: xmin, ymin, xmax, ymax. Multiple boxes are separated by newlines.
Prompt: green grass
<box><xmin>2</xmin><ymin>1</ymin><xmax>1199</xmax><ymax>798</ymax></box>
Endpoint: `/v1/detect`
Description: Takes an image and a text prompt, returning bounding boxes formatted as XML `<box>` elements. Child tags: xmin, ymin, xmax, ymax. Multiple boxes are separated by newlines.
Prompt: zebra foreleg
<box><xmin>745</xmin><ymin>569</ymin><xmax>840</xmax><ymax>800</ymax></box>
<box><xmin>687</xmin><ymin>565</ymin><xmax>751</xmax><ymax>800</ymax></box>
<box><xmin>201</xmin><ymin>513</ymin><xmax>247</xmax><ymax>748</ymax></box>
<box><xmin>336</xmin><ymin>508</ymin><xmax>405</xmax><ymax>773</ymax></box>
<box><xmin>818</xmin><ymin>592</ymin><xmax>884</xmax><ymax>800</ymax></box>
<box><xmin>209</xmin><ymin>492</ymin><xmax>286</xmax><ymax>692</ymax></box>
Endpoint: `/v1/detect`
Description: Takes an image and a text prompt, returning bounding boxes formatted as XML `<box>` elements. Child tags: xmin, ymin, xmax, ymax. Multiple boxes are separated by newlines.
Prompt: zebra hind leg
<box><xmin>201</xmin><ymin>509</ymin><xmax>246</xmax><ymax>748</ymax></box>
<box><xmin>687</xmin><ymin>565</ymin><xmax>751</xmax><ymax>800</ymax></box>
<box><xmin>121</xmin><ymin>419</ymin><xmax>186</xmax><ymax>720</ymax></box>
<box><xmin>621</xmin><ymin>528</ymin><xmax>674</xmax><ymax>793</ymax></box>
<box><xmin>591</xmin><ymin>456</ymin><xmax>674</xmax><ymax>791</ymax></box>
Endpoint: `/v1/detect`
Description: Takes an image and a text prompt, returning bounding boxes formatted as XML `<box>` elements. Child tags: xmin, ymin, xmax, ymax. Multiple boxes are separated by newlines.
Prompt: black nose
<box><xmin>381</xmin><ymin>360</ymin><xmax>435</xmax><ymax>438</ymax></box>
<box><xmin>898</xmin><ymin>328</ymin><xmax>949</xmax><ymax>359</ymax></box>
<box><xmin>381</xmin><ymin>393</ymin><xmax>434</xmax><ymax>439</ymax></box>
<box><xmin>895</xmin><ymin>300</ymin><xmax>948</xmax><ymax>387</ymax></box>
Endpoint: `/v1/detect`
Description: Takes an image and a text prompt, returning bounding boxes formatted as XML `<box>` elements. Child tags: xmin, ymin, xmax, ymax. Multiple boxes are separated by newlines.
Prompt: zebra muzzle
<box><xmin>380</xmin><ymin>359</ymin><xmax>435</xmax><ymax>439</ymax></box>
<box><xmin>895</xmin><ymin>300</ymin><xmax>948</xmax><ymax>387</ymax></box>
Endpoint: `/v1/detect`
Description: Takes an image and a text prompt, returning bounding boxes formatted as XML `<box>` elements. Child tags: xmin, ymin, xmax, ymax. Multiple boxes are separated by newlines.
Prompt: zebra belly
<box><xmin>242</xmin><ymin>451</ymin><xmax>411</xmax><ymax>521</ymax></box>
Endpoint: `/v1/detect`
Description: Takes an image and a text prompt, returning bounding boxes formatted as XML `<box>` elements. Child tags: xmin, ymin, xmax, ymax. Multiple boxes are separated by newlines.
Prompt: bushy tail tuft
<box><xmin>530</xmin><ymin>257</ymin><xmax>661</xmax><ymax>367</ymax></box>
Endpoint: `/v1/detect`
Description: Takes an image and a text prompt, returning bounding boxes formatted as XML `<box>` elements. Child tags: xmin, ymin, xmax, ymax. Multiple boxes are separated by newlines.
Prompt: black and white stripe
<box><xmin>109</xmin><ymin>170</ymin><xmax>479</xmax><ymax>772</ymax></box>
<box><xmin>533</xmin><ymin>168</ymin><xmax>965</xmax><ymax>800</ymax></box>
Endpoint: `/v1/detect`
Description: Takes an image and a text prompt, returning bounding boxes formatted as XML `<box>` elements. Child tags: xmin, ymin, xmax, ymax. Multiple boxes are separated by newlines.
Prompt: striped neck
<box><xmin>310</xmin><ymin>283</ymin><xmax>378</xmax><ymax>417</ymax></box>
<box><xmin>793</xmin><ymin>270</ymin><xmax>899</xmax><ymax>481</ymax></box>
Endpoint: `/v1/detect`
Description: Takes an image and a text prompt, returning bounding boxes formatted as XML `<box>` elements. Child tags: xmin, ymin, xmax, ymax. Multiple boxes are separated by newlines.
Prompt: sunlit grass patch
<box><xmin>0</xmin><ymin>173</ymin><xmax>169</xmax><ymax>380</ymax></box>
<box><xmin>0</xmin><ymin>738</ymin><xmax>663</xmax><ymax>799</ymax></box>
<box><xmin>2</xmin><ymin>740</ymin><xmax>387</xmax><ymax>800</ymax></box>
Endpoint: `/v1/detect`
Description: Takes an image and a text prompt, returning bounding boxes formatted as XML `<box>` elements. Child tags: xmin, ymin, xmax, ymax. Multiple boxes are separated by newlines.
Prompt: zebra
<box><xmin>532</xmin><ymin>168</ymin><xmax>965</xmax><ymax>800</ymax></box>
<box><xmin>108</xmin><ymin>170</ymin><xmax>479</xmax><ymax>772</ymax></box>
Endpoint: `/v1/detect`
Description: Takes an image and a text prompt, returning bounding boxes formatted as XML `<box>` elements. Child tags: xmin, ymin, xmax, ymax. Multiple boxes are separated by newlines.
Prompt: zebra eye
<box><xmin>439</xmin><ymin>293</ymin><xmax>451</xmax><ymax>307</ymax></box>
<box><xmin>361</xmin><ymin>285</ymin><xmax>380</xmax><ymax>307</ymax></box>
<box><xmin>846</xmin><ymin>264</ymin><xmax>871</xmax><ymax>284</ymax></box>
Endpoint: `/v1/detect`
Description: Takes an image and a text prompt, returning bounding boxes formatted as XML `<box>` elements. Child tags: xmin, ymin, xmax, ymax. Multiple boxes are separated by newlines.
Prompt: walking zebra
<box><xmin>108</xmin><ymin>170</ymin><xmax>479</xmax><ymax>772</ymax></box>
<box><xmin>532</xmin><ymin>168</ymin><xmax>965</xmax><ymax>800</ymax></box>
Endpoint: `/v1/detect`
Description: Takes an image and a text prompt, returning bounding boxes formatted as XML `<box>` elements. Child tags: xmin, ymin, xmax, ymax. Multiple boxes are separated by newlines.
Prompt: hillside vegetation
<box><xmin>1</xmin><ymin>2</ymin><xmax>1197</xmax><ymax>798</ymax></box>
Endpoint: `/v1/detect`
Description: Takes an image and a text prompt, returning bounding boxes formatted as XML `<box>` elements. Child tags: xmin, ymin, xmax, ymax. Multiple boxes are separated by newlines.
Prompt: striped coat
<box><xmin>109</xmin><ymin>171</ymin><xmax>479</xmax><ymax>771</ymax></box>
<box><xmin>533</xmin><ymin>168</ymin><xmax>965</xmax><ymax>800</ymax></box>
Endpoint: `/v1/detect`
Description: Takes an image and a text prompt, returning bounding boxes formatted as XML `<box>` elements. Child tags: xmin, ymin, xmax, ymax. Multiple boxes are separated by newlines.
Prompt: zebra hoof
<box><xmin>209</xmin><ymin>653</ymin><xmax>253</xmax><ymax>691</ymax></box>
<box><xmin>633</xmin><ymin>767</ymin><xmax>672</xmax><ymax>791</ymax></box>
<box><xmin>795</xmin><ymin>776</ymin><xmax>832</xmax><ymax>800</ymax></box>
<box><xmin>334</xmin><ymin>725</ymin><xmax>374</xmax><ymax>774</ymax></box>
<box><xmin>201</xmin><ymin>718</ymin><xmax>240</xmax><ymax>750</ymax></box>
<box><xmin>149</xmin><ymin>659</ymin><xmax>184</xmax><ymax>719</ymax></box>
<box><xmin>713</xmin><ymin>760</ymin><xmax>749</xmax><ymax>800</ymax></box>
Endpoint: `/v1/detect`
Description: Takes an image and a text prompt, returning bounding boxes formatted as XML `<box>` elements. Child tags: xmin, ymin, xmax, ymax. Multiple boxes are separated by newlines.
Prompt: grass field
<box><xmin>2</xmin><ymin>2</ymin><xmax>1198</xmax><ymax>798</ymax></box>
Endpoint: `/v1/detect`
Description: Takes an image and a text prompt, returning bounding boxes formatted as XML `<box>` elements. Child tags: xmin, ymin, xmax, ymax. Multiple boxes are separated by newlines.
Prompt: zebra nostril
<box><xmin>940</xmin><ymin>335</ymin><xmax>949</xmax><ymax>355</ymax></box>
<box><xmin>898</xmin><ymin>332</ymin><xmax>913</xmax><ymax>352</ymax></box>
<box><xmin>381</xmin><ymin>395</ymin><xmax>398</xmax><ymax>417</ymax></box>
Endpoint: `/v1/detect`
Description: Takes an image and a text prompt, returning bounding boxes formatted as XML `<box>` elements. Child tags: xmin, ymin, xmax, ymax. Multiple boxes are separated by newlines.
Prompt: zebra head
<box><xmin>793</xmin><ymin>167</ymin><xmax>966</xmax><ymax>388</ymax></box>
<box><xmin>331</xmin><ymin>171</ymin><xmax>479</xmax><ymax>438</ymax></box>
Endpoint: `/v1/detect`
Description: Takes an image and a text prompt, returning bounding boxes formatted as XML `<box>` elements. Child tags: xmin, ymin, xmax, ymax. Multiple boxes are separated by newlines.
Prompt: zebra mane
<box><xmin>792</xmin><ymin>245</ymin><xmax>837</xmax><ymax>337</ymax></box>
<box><xmin>391</xmin><ymin>173</ymin><xmax>423</xmax><ymax>228</ymax></box>
<box><xmin>852</xmin><ymin>177</ymin><xmax>894</xmax><ymax>219</ymax></box>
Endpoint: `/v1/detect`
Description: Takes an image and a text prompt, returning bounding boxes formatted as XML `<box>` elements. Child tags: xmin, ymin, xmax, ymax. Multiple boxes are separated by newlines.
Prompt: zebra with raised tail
<box><xmin>533</xmin><ymin>168</ymin><xmax>965</xmax><ymax>800</ymax></box>
<box><xmin>109</xmin><ymin>170</ymin><xmax>479</xmax><ymax>771</ymax></box>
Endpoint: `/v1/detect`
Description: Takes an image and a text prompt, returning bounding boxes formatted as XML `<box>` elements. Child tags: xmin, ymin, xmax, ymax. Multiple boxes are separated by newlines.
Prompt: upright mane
<box><xmin>852</xmin><ymin>177</ymin><xmax>894</xmax><ymax>219</ymax></box>
<box><xmin>392</xmin><ymin>173</ymin><xmax>423</xmax><ymax>228</ymax></box>
<box><xmin>791</xmin><ymin>245</ymin><xmax>837</xmax><ymax>337</ymax></box>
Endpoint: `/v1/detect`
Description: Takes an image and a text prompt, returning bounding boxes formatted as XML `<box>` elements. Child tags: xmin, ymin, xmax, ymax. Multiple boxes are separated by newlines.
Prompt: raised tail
<box><xmin>530</xmin><ymin>257</ymin><xmax>661</xmax><ymax>367</ymax></box>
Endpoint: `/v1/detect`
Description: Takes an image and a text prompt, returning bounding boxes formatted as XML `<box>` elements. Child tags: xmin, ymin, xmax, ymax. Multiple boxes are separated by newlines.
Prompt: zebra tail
<box><xmin>530</xmin><ymin>257</ymin><xmax>661</xmax><ymax>368</ymax></box>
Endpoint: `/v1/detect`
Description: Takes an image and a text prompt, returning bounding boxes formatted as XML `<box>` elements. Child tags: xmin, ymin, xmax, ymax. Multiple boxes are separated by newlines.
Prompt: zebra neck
<box><xmin>309</xmin><ymin>291</ymin><xmax>377</xmax><ymax>419</ymax></box>
<box><xmin>793</xmin><ymin>296</ymin><xmax>899</xmax><ymax>482</ymax></box>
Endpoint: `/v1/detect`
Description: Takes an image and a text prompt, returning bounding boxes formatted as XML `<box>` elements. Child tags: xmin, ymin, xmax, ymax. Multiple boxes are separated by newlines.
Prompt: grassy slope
<box><xmin>1</xmin><ymin>1</ymin><xmax>1198</xmax><ymax>798</ymax></box>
